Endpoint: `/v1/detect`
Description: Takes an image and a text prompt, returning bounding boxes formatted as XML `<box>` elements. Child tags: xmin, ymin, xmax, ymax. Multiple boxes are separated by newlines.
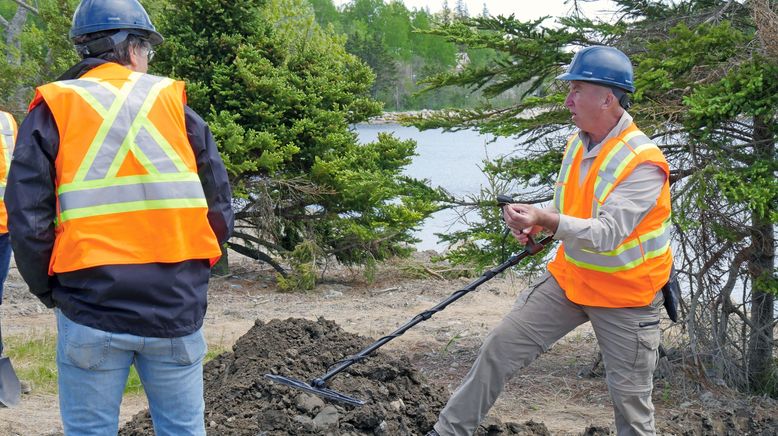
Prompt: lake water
<box><xmin>353</xmin><ymin>123</ymin><xmax>520</xmax><ymax>251</ymax></box>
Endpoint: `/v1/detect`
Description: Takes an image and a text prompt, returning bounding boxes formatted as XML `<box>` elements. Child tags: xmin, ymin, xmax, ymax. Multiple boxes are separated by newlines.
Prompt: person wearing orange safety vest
<box><xmin>6</xmin><ymin>0</ymin><xmax>232</xmax><ymax>434</ymax></box>
<box><xmin>0</xmin><ymin>110</ymin><xmax>16</xmax><ymax>358</ymax></box>
<box><xmin>428</xmin><ymin>46</ymin><xmax>672</xmax><ymax>436</ymax></box>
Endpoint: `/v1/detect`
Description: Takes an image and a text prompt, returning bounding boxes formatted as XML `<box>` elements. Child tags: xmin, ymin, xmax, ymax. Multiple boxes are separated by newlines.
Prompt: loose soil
<box><xmin>121</xmin><ymin>317</ymin><xmax>447</xmax><ymax>435</ymax></box>
<box><xmin>1</xmin><ymin>252</ymin><xmax>777</xmax><ymax>435</ymax></box>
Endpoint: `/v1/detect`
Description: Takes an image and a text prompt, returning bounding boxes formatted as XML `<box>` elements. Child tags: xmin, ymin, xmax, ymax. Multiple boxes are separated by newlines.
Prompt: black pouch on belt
<box><xmin>662</xmin><ymin>264</ymin><xmax>681</xmax><ymax>323</ymax></box>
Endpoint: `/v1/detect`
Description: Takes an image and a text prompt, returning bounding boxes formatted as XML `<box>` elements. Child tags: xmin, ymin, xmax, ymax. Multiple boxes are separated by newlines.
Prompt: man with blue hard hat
<box><xmin>6</xmin><ymin>0</ymin><xmax>232</xmax><ymax>434</ymax></box>
<box><xmin>428</xmin><ymin>46</ymin><xmax>672</xmax><ymax>436</ymax></box>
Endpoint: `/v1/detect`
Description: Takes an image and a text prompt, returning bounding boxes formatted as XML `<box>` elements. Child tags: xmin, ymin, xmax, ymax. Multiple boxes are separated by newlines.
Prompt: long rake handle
<box><xmin>310</xmin><ymin>235</ymin><xmax>553</xmax><ymax>388</ymax></box>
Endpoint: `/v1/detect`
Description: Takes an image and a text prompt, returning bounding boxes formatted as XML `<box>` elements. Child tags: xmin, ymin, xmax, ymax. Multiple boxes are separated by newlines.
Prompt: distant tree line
<box><xmin>308</xmin><ymin>0</ymin><xmax>513</xmax><ymax>111</ymax></box>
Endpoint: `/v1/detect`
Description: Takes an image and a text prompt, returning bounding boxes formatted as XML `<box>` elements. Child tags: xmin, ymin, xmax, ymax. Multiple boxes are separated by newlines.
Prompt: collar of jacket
<box><xmin>56</xmin><ymin>58</ymin><xmax>112</xmax><ymax>81</ymax></box>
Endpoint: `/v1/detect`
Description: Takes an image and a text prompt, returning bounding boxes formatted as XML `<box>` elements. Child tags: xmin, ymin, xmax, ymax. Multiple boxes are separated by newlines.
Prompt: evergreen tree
<box><xmin>454</xmin><ymin>0</ymin><xmax>468</xmax><ymax>20</ymax></box>
<box><xmin>307</xmin><ymin>0</ymin><xmax>340</xmax><ymax>27</ymax></box>
<box><xmin>155</xmin><ymin>0</ymin><xmax>439</xmax><ymax>286</ymax></box>
<box><xmin>340</xmin><ymin>0</ymin><xmax>399</xmax><ymax>103</ymax></box>
<box><xmin>440</xmin><ymin>0</ymin><xmax>451</xmax><ymax>25</ymax></box>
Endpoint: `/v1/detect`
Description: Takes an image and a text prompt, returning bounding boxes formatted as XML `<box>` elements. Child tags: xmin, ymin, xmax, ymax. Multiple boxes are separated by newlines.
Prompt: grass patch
<box><xmin>5</xmin><ymin>331</ymin><xmax>58</xmax><ymax>393</ymax></box>
<box><xmin>5</xmin><ymin>331</ymin><xmax>227</xmax><ymax>395</ymax></box>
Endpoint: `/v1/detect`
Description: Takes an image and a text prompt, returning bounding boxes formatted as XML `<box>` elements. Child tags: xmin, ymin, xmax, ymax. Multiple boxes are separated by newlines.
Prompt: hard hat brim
<box><xmin>71</xmin><ymin>24</ymin><xmax>163</xmax><ymax>46</ymax></box>
<box><xmin>556</xmin><ymin>72</ymin><xmax>635</xmax><ymax>93</ymax></box>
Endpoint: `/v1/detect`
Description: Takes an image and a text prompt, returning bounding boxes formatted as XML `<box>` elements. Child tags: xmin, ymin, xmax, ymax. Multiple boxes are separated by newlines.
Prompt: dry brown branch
<box><xmin>752</xmin><ymin>0</ymin><xmax>778</xmax><ymax>57</ymax></box>
<box><xmin>423</xmin><ymin>265</ymin><xmax>446</xmax><ymax>280</ymax></box>
<box><xmin>370</xmin><ymin>286</ymin><xmax>400</xmax><ymax>295</ymax></box>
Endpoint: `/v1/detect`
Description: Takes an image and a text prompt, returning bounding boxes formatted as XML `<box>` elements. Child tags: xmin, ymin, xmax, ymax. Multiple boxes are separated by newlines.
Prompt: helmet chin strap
<box><xmin>75</xmin><ymin>30</ymin><xmax>137</xmax><ymax>58</ymax></box>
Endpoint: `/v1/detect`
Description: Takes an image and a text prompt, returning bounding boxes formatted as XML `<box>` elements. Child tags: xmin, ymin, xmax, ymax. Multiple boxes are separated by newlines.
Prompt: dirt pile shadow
<box><xmin>120</xmin><ymin>317</ymin><xmax>450</xmax><ymax>435</ymax></box>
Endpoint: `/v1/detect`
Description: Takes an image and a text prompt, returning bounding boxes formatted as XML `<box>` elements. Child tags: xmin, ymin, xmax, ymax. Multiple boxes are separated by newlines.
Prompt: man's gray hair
<box><xmin>74</xmin><ymin>30</ymin><xmax>151</xmax><ymax>66</ymax></box>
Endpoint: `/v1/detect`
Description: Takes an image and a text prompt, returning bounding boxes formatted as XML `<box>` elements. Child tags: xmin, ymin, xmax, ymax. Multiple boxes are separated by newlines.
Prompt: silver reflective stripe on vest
<box><xmin>53</xmin><ymin>72</ymin><xmax>204</xmax><ymax>222</ymax></box>
<box><xmin>56</xmin><ymin>78</ymin><xmax>118</xmax><ymax>112</ymax></box>
<box><xmin>134</xmin><ymin>127</ymin><xmax>183</xmax><ymax>174</ymax></box>
<box><xmin>83</xmin><ymin>75</ymin><xmax>168</xmax><ymax>180</ymax></box>
<box><xmin>59</xmin><ymin>179</ymin><xmax>205</xmax><ymax>211</ymax></box>
<box><xmin>564</xmin><ymin>220</ymin><xmax>672</xmax><ymax>272</ymax></box>
<box><xmin>56</xmin><ymin>74</ymin><xmax>189</xmax><ymax>181</ymax></box>
<box><xmin>592</xmin><ymin>141</ymin><xmax>633</xmax><ymax>203</ymax></box>
<box><xmin>553</xmin><ymin>135</ymin><xmax>583</xmax><ymax>213</ymax></box>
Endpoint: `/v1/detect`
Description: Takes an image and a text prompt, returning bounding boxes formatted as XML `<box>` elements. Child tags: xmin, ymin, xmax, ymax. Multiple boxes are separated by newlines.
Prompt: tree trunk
<box><xmin>747</xmin><ymin>115</ymin><xmax>776</xmax><ymax>391</ymax></box>
<box><xmin>6</xmin><ymin>6</ymin><xmax>29</xmax><ymax>66</ymax></box>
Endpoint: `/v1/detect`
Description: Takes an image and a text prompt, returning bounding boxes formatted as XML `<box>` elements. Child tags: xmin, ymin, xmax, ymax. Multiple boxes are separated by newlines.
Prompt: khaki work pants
<box><xmin>434</xmin><ymin>272</ymin><xmax>662</xmax><ymax>436</ymax></box>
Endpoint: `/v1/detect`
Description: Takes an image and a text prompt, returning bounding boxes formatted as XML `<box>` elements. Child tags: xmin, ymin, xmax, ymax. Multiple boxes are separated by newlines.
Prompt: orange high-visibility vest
<box><xmin>30</xmin><ymin>62</ymin><xmax>222</xmax><ymax>274</ymax></box>
<box><xmin>0</xmin><ymin>111</ymin><xmax>17</xmax><ymax>234</ymax></box>
<box><xmin>547</xmin><ymin>123</ymin><xmax>673</xmax><ymax>308</ymax></box>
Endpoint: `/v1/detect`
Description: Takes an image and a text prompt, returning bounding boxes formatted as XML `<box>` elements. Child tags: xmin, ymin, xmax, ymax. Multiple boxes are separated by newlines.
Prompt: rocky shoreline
<box><xmin>361</xmin><ymin>110</ymin><xmax>439</xmax><ymax>125</ymax></box>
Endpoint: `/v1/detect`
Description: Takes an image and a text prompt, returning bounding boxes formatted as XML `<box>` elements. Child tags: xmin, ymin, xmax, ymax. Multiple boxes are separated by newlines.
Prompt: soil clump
<box><xmin>121</xmin><ymin>317</ymin><xmax>448</xmax><ymax>435</ymax></box>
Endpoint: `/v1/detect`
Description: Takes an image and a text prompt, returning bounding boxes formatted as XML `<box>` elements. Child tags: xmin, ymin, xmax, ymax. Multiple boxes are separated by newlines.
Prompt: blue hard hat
<box><xmin>70</xmin><ymin>0</ymin><xmax>163</xmax><ymax>46</ymax></box>
<box><xmin>556</xmin><ymin>46</ymin><xmax>635</xmax><ymax>93</ymax></box>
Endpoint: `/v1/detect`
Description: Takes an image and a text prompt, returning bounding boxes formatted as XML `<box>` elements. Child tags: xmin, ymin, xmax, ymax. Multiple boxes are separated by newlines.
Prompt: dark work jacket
<box><xmin>6</xmin><ymin>59</ymin><xmax>234</xmax><ymax>338</ymax></box>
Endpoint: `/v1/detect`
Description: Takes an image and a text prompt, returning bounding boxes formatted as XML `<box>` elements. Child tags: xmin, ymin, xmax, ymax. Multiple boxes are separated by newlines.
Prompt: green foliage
<box><xmin>634</xmin><ymin>22</ymin><xmax>747</xmax><ymax>103</ymax></box>
<box><xmin>441</xmin><ymin>330</ymin><xmax>465</xmax><ymax>354</ymax></box>
<box><xmin>0</xmin><ymin>0</ymin><xmax>79</xmax><ymax>117</ymax></box>
<box><xmin>308</xmin><ymin>0</ymin><xmax>339</xmax><ymax>27</ymax></box>
<box><xmin>436</xmin><ymin>209</ymin><xmax>552</xmax><ymax>273</ymax></box>
<box><xmin>276</xmin><ymin>240</ymin><xmax>320</xmax><ymax>291</ymax></box>
<box><xmin>307</xmin><ymin>0</ymin><xmax>503</xmax><ymax>110</ymax></box>
<box><xmin>156</xmin><ymin>0</ymin><xmax>440</xmax><ymax>282</ymax></box>
<box><xmin>685</xmin><ymin>60</ymin><xmax>778</xmax><ymax>124</ymax></box>
<box><xmin>4</xmin><ymin>332</ymin><xmax>58</xmax><ymax>393</ymax></box>
<box><xmin>751</xmin><ymin>359</ymin><xmax>778</xmax><ymax>398</ymax></box>
<box><xmin>713</xmin><ymin>161</ymin><xmax>778</xmax><ymax>222</ymax></box>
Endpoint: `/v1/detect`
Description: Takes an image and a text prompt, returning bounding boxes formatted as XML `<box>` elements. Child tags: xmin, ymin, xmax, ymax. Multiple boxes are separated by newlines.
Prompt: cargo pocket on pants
<box><xmin>514</xmin><ymin>272</ymin><xmax>552</xmax><ymax>310</ymax></box>
<box><xmin>633</xmin><ymin>328</ymin><xmax>661</xmax><ymax>379</ymax></box>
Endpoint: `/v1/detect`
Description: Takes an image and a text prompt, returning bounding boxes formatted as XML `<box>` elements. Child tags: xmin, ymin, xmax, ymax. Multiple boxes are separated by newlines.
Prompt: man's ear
<box><xmin>602</xmin><ymin>91</ymin><xmax>616</xmax><ymax>109</ymax></box>
<box><xmin>128</xmin><ymin>45</ymin><xmax>143</xmax><ymax>70</ymax></box>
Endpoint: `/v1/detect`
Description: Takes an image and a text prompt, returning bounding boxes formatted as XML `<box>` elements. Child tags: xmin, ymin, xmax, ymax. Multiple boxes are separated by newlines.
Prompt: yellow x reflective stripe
<box><xmin>54</xmin><ymin>73</ymin><xmax>189</xmax><ymax>183</ymax></box>
<box><xmin>105</xmin><ymin>77</ymin><xmax>187</xmax><ymax>179</ymax></box>
<box><xmin>0</xmin><ymin>112</ymin><xmax>15</xmax><ymax>173</ymax></box>
<box><xmin>592</xmin><ymin>131</ymin><xmax>641</xmax><ymax>201</ymax></box>
<box><xmin>53</xmin><ymin>73</ymin><xmax>205</xmax><ymax>223</ymax></box>
<box><xmin>554</xmin><ymin>135</ymin><xmax>583</xmax><ymax>213</ymax></box>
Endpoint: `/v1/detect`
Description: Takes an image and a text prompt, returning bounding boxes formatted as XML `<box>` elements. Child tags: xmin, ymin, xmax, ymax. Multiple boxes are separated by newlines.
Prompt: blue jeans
<box><xmin>55</xmin><ymin>309</ymin><xmax>207</xmax><ymax>436</ymax></box>
<box><xmin>0</xmin><ymin>232</ymin><xmax>12</xmax><ymax>303</ymax></box>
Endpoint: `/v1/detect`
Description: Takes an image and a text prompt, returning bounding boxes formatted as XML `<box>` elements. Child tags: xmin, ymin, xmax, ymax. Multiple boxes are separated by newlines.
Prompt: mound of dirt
<box><xmin>121</xmin><ymin>317</ymin><xmax>449</xmax><ymax>435</ymax></box>
<box><xmin>661</xmin><ymin>407</ymin><xmax>778</xmax><ymax>436</ymax></box>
